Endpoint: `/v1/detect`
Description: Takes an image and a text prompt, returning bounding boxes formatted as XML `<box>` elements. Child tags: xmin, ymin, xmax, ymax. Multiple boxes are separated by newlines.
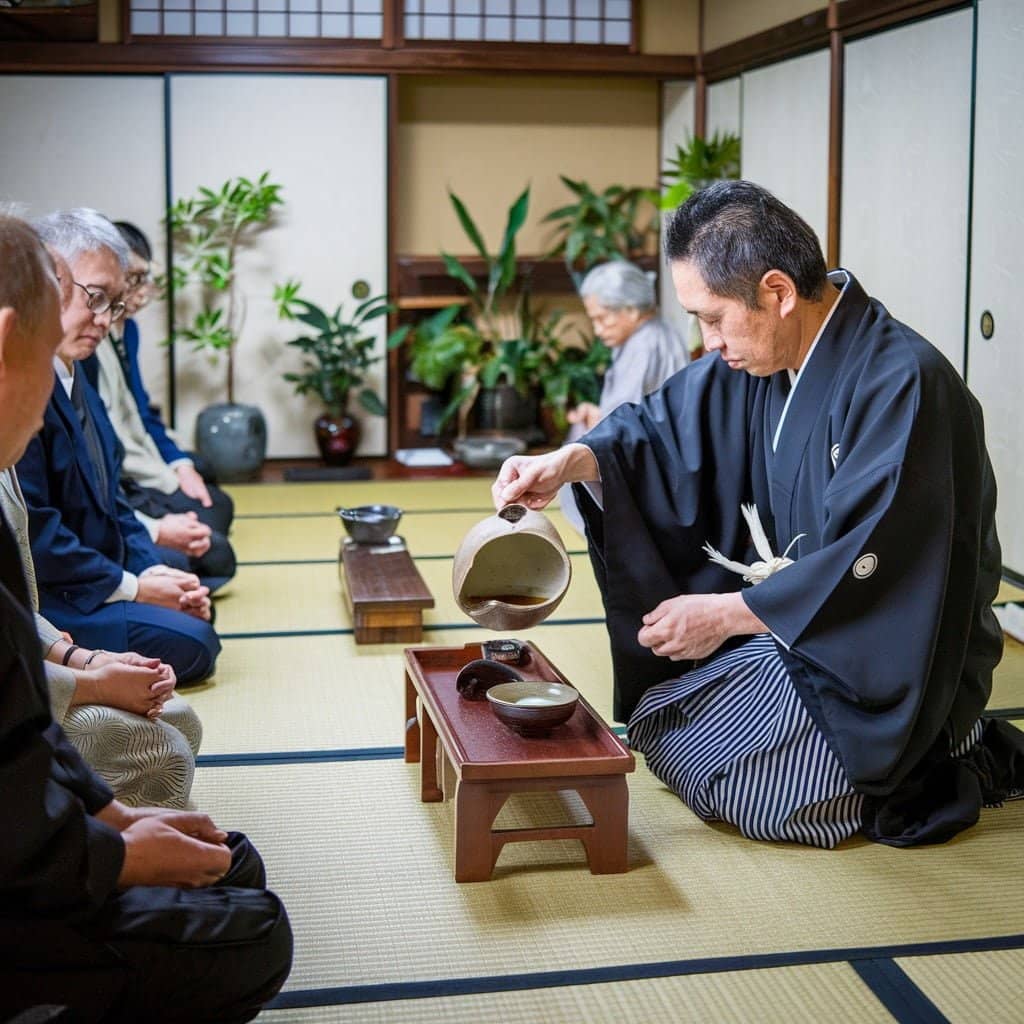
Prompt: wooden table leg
<box><xmin>404</xmin><ymin>670</ymin><xmax>420</xmax><ymax>764</ymax></box>
<box><xmin>577</xmin><ymin>775</ymin><xmax>629</xmax><ymax>874</ymax></box>
<box><xmin>454</xmin><ymin>781</ymin><xmax>506</xmax><ymax>882</ymax></box>
<box><xmin>418</xmin><ymin>697</ymin><xmax>443</xmax><ymax>803</ymax></box>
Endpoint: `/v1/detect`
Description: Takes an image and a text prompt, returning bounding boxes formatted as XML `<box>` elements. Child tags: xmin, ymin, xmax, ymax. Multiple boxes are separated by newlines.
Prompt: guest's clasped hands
<box><xmin>156</xmin><ymin>510</ymin><xmax>212</xmax><ymax>557</ymax></box>
<box><xmin>97</xmin><ymin>800</ymin><xmax>233</xmax><ymax>889</ymax></box>
<box><xmin>138</xmin><ymin>564</ymin><xmax>212</xmax><ymax>620</ymax></box>
<box><xmin>175</xmin><ymin>462</ymin><xmax>213</xmax><ymax>508</ymax></box>
<box><xmin>77</xmin><ymin>651</ymin><xmax>177</xmax><ymax>718</ymax></box>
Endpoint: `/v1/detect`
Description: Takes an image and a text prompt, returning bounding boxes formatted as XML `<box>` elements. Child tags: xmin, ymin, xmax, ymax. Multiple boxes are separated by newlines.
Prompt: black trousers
<box><xmin>1</xmin><ymin>833</ymin><xmax>292</xmax><ymax>1024</ymax></box>
<box><xmin>124</xmin><ymin>481</ymin><xmax>236</xmax><ymax>587</ymax></box>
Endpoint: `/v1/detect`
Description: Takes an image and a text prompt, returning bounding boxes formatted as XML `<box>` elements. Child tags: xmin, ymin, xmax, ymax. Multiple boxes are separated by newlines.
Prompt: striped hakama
<box><xmin>629</xmin><ymin>635</ymin><xmax>990</xmax><ymax>848</ymax></box>
<box><xmin>628</xmin><ymin>634</ymin><xmax>863</xmax><ymax>848</ymax></box>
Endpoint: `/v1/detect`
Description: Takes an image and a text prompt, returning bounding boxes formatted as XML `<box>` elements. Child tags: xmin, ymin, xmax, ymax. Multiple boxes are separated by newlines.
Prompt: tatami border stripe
<box><xmin>267</xmin><ymin>934</ymin><xmax>1024</xmax><ymax>1010</ymax></box>
<box><xmin>852</xmin><ymin>958</ymin><xmax>949</xmax><ymax>1024</ymax></box>
<box><xmin>218</xmin><ymin>617</ymin><xmax>606</xmax><ymax>640</ymax></box>
<box><xmin>196</xmin><ymin>728</ymin><xmax>629</xmax><ymax>767</ymax></box>
<box><xmin>196</xmin><ymin>746</ymin><xmax>404</xmax><ymax>767</ymax></box>
<box><xmin>983</xmin><ymin>707</ymin><xmax>1024</xmax><ymax>720</ymax></box>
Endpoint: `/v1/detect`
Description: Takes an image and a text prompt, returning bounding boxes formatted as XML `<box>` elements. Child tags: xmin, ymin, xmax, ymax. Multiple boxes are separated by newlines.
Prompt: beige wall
<box><xmin>640</xmin><ymin>0</ymin><xmax>700</xmax><ymax>54</ymax></box>
<box><xmin>704</xmin><ymin>0</ymin><xmax>822</xmax><ymax>51</ymax></box>
<box><xmin>397</xmin><ymin>75</ymin><xmax>660</xmax><ymax>256</ymax></box>
<box><xmin>99</xmin><ymin>0</ymin><xmax>121</xmax><ymax>42</ymax></box>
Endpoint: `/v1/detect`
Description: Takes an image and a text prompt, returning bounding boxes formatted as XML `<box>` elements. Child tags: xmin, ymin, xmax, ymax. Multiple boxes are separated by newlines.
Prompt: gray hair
<box><xmin>579</xmin><ymin>260</ymin><xmax>656</xmax><ymax>312</ymax></box>
<box><xmin>0</xmin><ymin>212</ymin><xmax>60</xmax><ymax>333</ymax></box>
<box><xmin>33</xmin><ymin>207</ymin><xmax>130</xmax><ymax>269</ymax></box>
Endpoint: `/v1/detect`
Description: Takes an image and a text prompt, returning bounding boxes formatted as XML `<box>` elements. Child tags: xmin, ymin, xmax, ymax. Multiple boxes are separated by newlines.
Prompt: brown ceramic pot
<box><xmin>451</xmin><ymin>503</ymin><xmax>572</xmax><ymax>630</ymax></box>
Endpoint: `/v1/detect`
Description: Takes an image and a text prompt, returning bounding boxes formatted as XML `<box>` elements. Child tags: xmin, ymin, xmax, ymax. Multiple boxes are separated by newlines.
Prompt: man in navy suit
<box><xmin>17</xmin><ymin>209</ymin><xmax>220</xmax><ymax>685</ymax></box>
<box><xmin>0</xmin><ymin>211</ymin><xmax>291</xmax><ymax>1024</ymax></box>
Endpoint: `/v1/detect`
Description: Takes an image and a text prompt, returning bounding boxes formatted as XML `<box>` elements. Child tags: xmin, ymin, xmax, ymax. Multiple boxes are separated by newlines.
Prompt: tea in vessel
<box><xmin>452</xmin><ymin>504</ymin><xmax>571</xmax><ymax>630</ymax></box>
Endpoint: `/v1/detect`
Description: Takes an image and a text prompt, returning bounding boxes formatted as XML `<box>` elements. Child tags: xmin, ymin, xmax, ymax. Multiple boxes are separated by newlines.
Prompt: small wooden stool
<box><xmin>340</xmin><ymin>538</ymin><xmax>434</xmax><ymax>644</ymax></box>
<box><xmin>404</xmin><ymin>642</ymin><xmax>635</xmax><ymax>882</ymax></box>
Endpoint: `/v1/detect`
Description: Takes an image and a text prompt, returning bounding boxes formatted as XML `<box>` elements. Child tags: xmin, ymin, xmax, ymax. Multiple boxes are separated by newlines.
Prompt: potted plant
<box><xmin>535</xmin><ymin>329</ymin><xmax>611</xmax><ymax>443</ymax></box>
<box><xmin>658</xmin><ymin>131</ymin><xmax>741</xmax><ymax>209</ymax></box>
<box><xmin>392</xmin><ymin>186</ymin><xmax>615</xmax><ymax>447</ymax></box>
<box><xmin>541</xmin><ymin>176</ymin><xmax>660</xmax><ymax>289</ymax></box>
<box><xmin>275</xmin><ymin>279</ymin><xmax>407</xmax><ymax>466</ymax></box>
<box><xmin>164</xmin><ymin>171</ymin><xmax>283</xmax><ymax>480</ymax></box>
<box><xmin>392</xmin><ymin>186</ymin><xmax>550</xmax><ymax>439</ymax></box>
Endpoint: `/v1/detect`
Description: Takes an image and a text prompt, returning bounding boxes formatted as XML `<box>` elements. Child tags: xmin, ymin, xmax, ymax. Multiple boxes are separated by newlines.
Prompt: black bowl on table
<box><xmin>486</xmin><ymin>680</ymin><xmax>580</xmax><ymax>737</ymax></box>
<box><xmin>336</xmin><ymin>504</ymin><xmax>403</xmax><ymax>544</ymax></box>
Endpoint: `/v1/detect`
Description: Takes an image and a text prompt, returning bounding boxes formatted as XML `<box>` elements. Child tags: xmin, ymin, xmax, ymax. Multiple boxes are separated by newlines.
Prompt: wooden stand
<box><xmin>404</xmin><ymin>642</ymin><xmax>635</xmax><ymax>882</ymax></box>
<box><xmin>340</xmin><ymin>538</ymin><xmax>434</xmax><ymax>644</ymax></box>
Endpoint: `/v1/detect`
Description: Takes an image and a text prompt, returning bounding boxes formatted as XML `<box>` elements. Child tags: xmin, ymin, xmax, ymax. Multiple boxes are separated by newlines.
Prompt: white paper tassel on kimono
<box><xmin>702</xmin><ymin>504</ymin><xmax>803</xmax><ymax>585</ymax></box>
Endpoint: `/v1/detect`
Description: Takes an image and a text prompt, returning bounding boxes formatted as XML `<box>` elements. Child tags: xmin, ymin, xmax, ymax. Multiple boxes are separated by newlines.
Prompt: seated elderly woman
<box><xmin>560</xmin><ymin>260</ymin><xmax>688</xmax><ymax>533</ymax></box>
<box><xmin>2</xmin><ymin>465</ymin><xmax>201</xmax><ymax>809</ymax></box>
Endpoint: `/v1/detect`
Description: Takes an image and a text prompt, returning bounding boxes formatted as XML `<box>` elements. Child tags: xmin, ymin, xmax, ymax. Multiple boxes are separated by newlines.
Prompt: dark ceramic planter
<box><xmin>315</xmin><ymin>411</ymin><xmax>360</xmax><ymax>466</ymax></box>
<box><xmin>195</xmin><ymin>402</ymin><xmax>267</xmax><ymax>482</ymax></box>
<box><xmin>474</xmin><ymin>385</ymin><xmax>539</xmax><ymax>433</ymax></box>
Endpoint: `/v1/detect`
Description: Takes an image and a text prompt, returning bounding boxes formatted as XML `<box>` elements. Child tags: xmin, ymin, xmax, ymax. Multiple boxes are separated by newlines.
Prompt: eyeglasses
<box><xmin>126</xmin><ymin>268</ymin><xmax>152</xmax><ymax>289</ymax></box>
<box><xmin>71</xmin><ymin>279</ymin><xmax>127</xmax><ymax>322</ymax></box>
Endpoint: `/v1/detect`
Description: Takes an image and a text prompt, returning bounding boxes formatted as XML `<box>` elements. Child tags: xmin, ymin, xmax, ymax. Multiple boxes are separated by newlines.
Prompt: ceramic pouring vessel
<box><xmin>452</xmin><ymin>503</ymin><xmax>571</xmax><ymax>630</ymax></box>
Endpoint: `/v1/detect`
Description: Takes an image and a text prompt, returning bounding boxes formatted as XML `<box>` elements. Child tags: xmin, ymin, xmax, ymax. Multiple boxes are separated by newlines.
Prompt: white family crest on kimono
<box><xmin>703</xmin><ymin>504</ymin><xmax>804</xmax><ymax>585</ymax></box>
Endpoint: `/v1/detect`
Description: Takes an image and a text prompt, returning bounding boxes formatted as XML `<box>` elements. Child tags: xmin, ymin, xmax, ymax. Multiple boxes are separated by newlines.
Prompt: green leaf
<box><xmin>448</xmin><ymin>190</ymin><xmax>490</xmax><ymax>263</ymax></box>
<box><xmin>495</xmin><ymin>185</ymin><xmax>530</xmax><ymax>297</ymax></box>
<box><xmin>386</xmin><ymin>324</ymin><xmax>412</xmax><ymax>349</ymax></box>
<box><xmin>441</xmin><ymin>252</ymin><xmax>480</xmax><ymax>299</ymax></box>
<box><xmin>357</xmin><ymin>387</ymin><xmax>386</xmax><ymax>417</ymax></box>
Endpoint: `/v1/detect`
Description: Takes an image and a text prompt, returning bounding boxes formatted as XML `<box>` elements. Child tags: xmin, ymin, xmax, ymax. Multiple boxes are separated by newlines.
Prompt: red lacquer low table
<box><xmin>404</xmin><ymin>641</ymin><xmax>635</xmax><ymax>882</ymax></box>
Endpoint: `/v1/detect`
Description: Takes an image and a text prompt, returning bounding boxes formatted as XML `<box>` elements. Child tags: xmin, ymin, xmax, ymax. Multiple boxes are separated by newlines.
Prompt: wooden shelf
<box><xmin>396</xmin><ymin>253</ymin><xmax>658</xmax><ymax>299</ymax></box>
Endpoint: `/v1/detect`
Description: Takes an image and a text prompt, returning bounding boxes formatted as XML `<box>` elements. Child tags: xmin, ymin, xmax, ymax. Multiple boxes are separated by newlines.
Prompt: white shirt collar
<box><xmin>53</xmin><ymin>356</ymin><xmax>74</xmax><ymax>398</ymax></box>
<box><xmin>772</xmin><ymin>270</ymin><xmax>850</xmax><ymax>452</ymax></box>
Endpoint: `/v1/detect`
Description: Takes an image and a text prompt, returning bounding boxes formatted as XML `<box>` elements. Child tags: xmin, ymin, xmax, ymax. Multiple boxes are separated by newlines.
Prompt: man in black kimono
<box><xmin>0</xmin><ymin>214</ymin><xmax>292</xmax><ymax>1022</ymax></box>
<box><xmin>493</xmin><ymin>181</ymin><xmax>1024</xmax><ymax>848</ymax></box>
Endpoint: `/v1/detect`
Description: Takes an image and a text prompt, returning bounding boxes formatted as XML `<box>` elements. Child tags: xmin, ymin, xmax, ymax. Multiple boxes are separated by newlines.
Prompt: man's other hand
<box><xmin>638</xmin><ymin>592</ymin><xmax>768</xmax><ymax>661</ymax></box>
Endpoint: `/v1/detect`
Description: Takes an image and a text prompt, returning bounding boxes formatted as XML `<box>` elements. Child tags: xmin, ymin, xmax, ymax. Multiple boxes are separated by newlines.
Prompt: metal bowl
<box><xmin>486</xmin><ymin>680</ymin><xmax>580</xmax><ymax>736</ymax></box>
<box><xmin>453</xmin><ymin>435</ymin><xmax>527</xmax><ymax>469</ymax></box>
<box><xmin>336</xmin><ymin>504</ymin><xmax>403</xmax><ymax>544</ymax></box>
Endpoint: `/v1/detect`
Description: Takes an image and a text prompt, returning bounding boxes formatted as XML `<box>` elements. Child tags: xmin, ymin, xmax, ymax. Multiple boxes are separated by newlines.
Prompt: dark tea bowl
<box><xmin>336</xmin><ymin>504</ymin><xmax>402</xmax><ymax>544</ymax></box>
<box><xmin>455</xmin><ymin>659</ymin><xmax>524</xmax><ymax>701</ymax></box>
<box><xmin>486</xmin><ymin>680</ymin><xmax>580</xmax><ymax>736</ymax></box>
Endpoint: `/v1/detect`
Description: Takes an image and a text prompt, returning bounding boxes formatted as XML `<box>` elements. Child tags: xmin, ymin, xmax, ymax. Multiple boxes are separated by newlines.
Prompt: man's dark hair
<box><xmin>664</xmin><ymin>180</ymin><xmax>828</xmax><ymax>308</ymax></box>
<box><xmin>113</xmin><ymin>220</ymin><xmax>153</xmax><ymax>262</ymax></box>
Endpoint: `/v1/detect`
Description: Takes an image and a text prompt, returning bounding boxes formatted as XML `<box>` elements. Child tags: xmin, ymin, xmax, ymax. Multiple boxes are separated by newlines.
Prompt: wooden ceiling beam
<box><xmin>0</xmin><ymin>39</ymin><xmax>694</xmax><ymax>76</ymax></box>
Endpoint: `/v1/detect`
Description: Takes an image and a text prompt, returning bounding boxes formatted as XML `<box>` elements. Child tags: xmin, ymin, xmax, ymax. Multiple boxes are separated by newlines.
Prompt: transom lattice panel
<box><xmin>404</xmin><ymin>0</ymin><xmax>631</xmax><ymax>45</ymax></box>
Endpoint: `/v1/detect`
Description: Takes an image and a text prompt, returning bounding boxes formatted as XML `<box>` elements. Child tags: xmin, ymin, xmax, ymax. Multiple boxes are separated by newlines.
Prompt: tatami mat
<box><xmin>187</xmin><ymin>480</ymin><xmax>1024</xmax><ymax>1023</ymax></box>
<box><xmin>260</xmin><ymin>961</ymin><xmax>891</xmax><ymax>1024</ymax></box>
<box><xmin>190</xmin><ymin>759</ymin><xmax>1024</xmax><ymax>996</ymax></box>
<box><xmin>990</xmin><ymin>635</ymin><xmax>1024</xmax><ymax>711</ymax></box>
<box><xmin>230</xmin><ymin>508</ymin><xmax>583</xmax><ymax>564</ymax></box>
<box><xmin>226</xmin><ymin>479</ymin><xmax>500</xmax><ymax>517</ymax></box>
<box><xmin>994</xmin><ymin>579</ymin><xmax>1024</xmax><ymax>605</ymax></box>
<box><xmin>185</xmin><ymin>623</ymin><xmax>618</xmax><ymax>755</ymax></box>
<box><xmin>897</xmin><ymin>949</ymin><xmax>1024</xmax><ymax>1023</ymax></box>
<box><xmin>213</xmin><ymin>553</ymin><xmax>602</xmax><ymax>636</ymax></box>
